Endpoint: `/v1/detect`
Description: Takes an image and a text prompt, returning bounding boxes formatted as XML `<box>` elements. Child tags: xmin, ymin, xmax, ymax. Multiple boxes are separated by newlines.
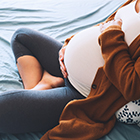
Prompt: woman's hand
<box><xmin>100</xmin><ymin>19</ymin><xmax>122</xmax><ymax>33</ymax></box>
<box><xmin>59</xmin><ymin>46</ymin><xmax>68</xmax><ymax>78</ymax></box>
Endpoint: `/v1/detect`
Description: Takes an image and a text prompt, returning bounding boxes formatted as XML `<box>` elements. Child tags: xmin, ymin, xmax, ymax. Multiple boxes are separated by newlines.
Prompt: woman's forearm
<box><xmin>98</xmin><ymin>26</ymin><xmax>140</xmax><ymax>101</ymax></box>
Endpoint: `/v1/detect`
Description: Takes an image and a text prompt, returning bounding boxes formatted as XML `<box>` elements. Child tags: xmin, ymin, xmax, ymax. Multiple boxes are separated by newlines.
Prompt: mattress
<box><xmin>1</xmin><ymin>0</ymin><xmax>139</xmax><ymax>139</ymax></box>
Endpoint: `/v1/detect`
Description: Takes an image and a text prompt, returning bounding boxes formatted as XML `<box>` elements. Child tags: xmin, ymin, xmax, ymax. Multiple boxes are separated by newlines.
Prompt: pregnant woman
<box><xmin>0</xmin><ymin>0</ymin><xmax>138</xmax><ymax>139</ymax></box>
<box><xmin>10</xmin><ymin>18</ymin><xmax>119</xmax><ymax>134</ymax></box>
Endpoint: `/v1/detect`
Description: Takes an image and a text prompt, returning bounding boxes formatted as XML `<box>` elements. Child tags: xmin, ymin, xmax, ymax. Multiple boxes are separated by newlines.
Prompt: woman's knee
<box><xmin>11</xmin><ymin>28</ymin><xmax>31</xmax><ymax>43</ymax></box>
<box><xmin>11</xmin><ymin>28</ymin><xmax>33</xmax><ymax>60</ymax></box>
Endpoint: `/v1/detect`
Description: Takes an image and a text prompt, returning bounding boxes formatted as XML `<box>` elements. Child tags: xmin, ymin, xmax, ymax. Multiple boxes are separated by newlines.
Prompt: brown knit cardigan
<box><xmin>41</xmin><ymin>0</ymin><xmax>140</xmax><ymax>139</ymax></box>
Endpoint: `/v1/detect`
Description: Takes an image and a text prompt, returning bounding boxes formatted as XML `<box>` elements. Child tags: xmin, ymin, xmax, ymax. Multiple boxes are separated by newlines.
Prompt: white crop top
<box><xmin>64</xmin><ymin>1</ymin><xmax>140</xmax><ymax>97</ymax></box>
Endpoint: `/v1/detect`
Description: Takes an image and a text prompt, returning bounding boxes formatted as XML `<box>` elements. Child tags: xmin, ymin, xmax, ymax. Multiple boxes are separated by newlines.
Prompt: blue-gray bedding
<box><xmin>0</xmin><ymin>0</ymin><xmax>139</xmax><ymax>139</ymax></box>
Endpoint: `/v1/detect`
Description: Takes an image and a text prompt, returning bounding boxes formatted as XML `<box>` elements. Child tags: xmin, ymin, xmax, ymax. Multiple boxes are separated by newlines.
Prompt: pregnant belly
<box><xmin>64</xmin><ymin>26</ymin><xmax>104</xmax><ymax>97</ymax></box>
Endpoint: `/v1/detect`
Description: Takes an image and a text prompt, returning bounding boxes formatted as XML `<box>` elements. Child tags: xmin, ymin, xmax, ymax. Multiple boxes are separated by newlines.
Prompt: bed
<box><xmin>0</xmin><ymin>0</ymin><xmax>140</xmax><ymax>139</ymax></box>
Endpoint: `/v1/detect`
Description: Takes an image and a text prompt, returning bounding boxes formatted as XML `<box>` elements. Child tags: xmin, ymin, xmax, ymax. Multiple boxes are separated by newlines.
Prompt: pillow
<box><xmin>115</xmin><ymin>99</ymin><xmax>140</xmax><ymax>127</ymax></box>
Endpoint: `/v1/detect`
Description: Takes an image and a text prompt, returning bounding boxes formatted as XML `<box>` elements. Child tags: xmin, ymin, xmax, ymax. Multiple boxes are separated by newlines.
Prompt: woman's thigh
<box><xmin>11</xmin><ymin>28</ymin><xmax>63</xmax><ymax>78</ymax></box>
<box><xmin>0</xmin><ymin>79</ymin><xmax>85</xmax><ymax>134</ymax></box>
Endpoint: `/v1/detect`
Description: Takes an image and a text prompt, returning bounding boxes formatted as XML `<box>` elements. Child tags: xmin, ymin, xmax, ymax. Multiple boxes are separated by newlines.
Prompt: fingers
<box><xmin>59</xmin><ymin>47</ymin><xmax>65</xmax><ymax>61</ymax></box>
<box><xmin>60</xmin><ymin>61</ymin><xmax>68</xmax><ymax>78</ymax></box>
<box><xmin>59</xmin><ymin>47</ymin><xmax>68</xmax><ymax>78</ymax></box>
<box><xmin>60</xmin><ymin>66</ymin><xmax>68</xmax><ymax>78</ymax></box>
<box><xmin>116</xmin><ymin>18</ymin><xmax>122</xmax><ymax>27</ymax></box>
<box><xmin>59</xmin><ymin>60</ymin><xmax>66</xmax><ymax>71</ymax></box>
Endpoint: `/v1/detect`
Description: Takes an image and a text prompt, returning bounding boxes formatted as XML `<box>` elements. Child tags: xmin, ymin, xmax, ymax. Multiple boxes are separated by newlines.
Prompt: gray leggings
<box><xmin>0</xmin><ymin>28</ymin><xmax>85</xmax><ymax>134</ymax></box>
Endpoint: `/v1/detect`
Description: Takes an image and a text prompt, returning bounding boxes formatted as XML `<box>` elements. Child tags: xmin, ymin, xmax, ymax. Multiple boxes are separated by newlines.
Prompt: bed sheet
<box><xmin>0</xmin><ymin>0</ymin><xmax>126</xmax><ymax>91</ymax></box>
<box><xmin>1</xmin><ymin>0</ymin><xmax>139</xmax><ymax>140</ymax></box>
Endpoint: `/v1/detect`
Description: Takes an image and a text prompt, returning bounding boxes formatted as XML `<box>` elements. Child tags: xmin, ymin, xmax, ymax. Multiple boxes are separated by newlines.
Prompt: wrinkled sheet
<box><xmin>1</xmin><ymin>0</ymin><xmax>139</xmax><ymax>140</ymax></box>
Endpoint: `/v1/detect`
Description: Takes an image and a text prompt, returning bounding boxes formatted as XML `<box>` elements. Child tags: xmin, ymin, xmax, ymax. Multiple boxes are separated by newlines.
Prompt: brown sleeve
<box><xmin>98</xmin><ymin>25</ymin><xmax>140</xmax><ymax>101</ymax></box>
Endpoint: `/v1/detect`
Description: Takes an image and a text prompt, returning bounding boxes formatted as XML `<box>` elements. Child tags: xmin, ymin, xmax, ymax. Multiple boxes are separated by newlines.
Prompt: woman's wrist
<box><xmin>100</xmin><ymin>19</ymin><xmax>122</xmax><ymax>33</ymax></box>
<box><xmin>100</xmin><ymin>25</ymin><xmax>122</xmax><ymax>34</ymax></box>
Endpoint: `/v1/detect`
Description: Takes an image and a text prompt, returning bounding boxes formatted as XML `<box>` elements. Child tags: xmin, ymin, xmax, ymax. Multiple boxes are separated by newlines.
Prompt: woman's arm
<box><xmin>99</xmin><ymin>20</ymin><xmax>140</xmax><ymax>101</ymax></box>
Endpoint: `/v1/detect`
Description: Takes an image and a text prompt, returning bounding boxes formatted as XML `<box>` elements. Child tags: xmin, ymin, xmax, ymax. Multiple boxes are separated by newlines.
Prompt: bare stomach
<box><xmin>64</xmin><ymin>26</ymin><xmax>104</xmax><ymax>97</ymax></box>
